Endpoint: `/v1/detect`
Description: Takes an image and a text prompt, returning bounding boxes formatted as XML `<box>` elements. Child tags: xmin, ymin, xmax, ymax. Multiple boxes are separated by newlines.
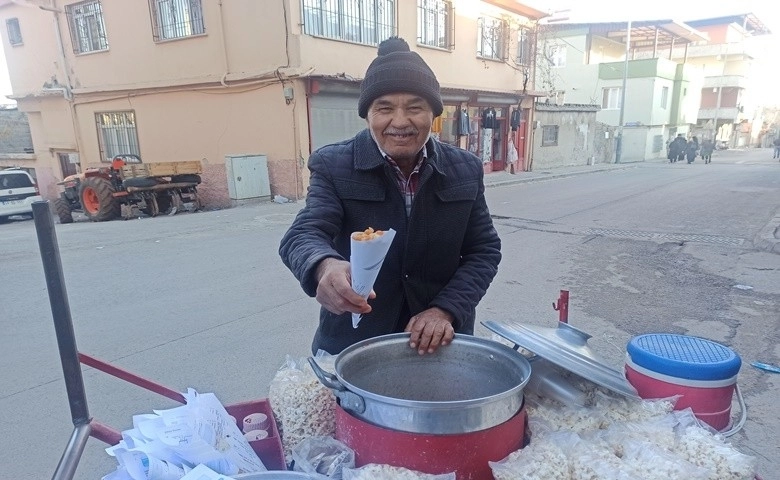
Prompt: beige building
<box><xmin>0</xmin><ymin>0</ymin><xmax>548</xmax><ymax>207</ymax></box>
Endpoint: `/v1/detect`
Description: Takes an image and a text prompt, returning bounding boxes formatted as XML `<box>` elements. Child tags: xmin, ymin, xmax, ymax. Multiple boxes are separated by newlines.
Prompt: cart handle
<box><xmin>78</xmin><ymin>353</ymin><xmax>186</xmax><ymax>404</ymax></box>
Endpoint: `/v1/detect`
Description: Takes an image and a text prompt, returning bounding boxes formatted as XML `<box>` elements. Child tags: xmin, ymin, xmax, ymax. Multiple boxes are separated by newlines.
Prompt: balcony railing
<box><xmin>702</xmin><ymin>76</ymin><xmax>749</xmax><ymax>89</ymax></box>
<box><xmin>698</xmin><ymin>107</ymin><xmax>740</xmax><ymax>121</ymax></box>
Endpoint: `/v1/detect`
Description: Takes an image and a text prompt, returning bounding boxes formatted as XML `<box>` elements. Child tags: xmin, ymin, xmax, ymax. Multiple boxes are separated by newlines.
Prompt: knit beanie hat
<box><xmin>358</xmin><ymin>37</ymin><xmax>444</xmax><ymax>119</ymax></box>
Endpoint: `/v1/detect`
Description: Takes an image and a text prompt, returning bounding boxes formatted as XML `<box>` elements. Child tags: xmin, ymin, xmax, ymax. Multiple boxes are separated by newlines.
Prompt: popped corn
<box><xmin>343</xmin><ymin>464</ymin><xmax>455</xmax><ymax>480</ymax></box>
<box><xmin>268</xmin><ymin>356</ymin><xmax>336</xmax><ymax>464</ymax></box>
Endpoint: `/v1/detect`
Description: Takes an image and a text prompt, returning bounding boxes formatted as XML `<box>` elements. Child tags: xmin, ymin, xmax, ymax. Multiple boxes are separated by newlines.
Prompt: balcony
<box><xmin>684</xmin><ymin>43</ymin><xmax>759</xmax><ymax>60</ymax></box>
<box><xmin>702</xmin><ymin>76</ymin><xmax>749</xmax><ymax>89</ymax></box>
<box><xmin>698</xmin><ymin>107</ymin><xmax>741</xmax><ymax>121</ymax></box>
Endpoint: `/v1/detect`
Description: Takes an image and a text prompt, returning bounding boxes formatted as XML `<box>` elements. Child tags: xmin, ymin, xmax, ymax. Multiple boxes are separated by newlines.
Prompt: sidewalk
<box><xmin>482</xmin><ymin>160</ymin><xmax>642</xmax><ymax>188</ymax></box>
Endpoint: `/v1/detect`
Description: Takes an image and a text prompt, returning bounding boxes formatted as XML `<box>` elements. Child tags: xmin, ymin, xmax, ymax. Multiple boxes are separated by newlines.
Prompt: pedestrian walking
<box><xmin>668</xmin><ymin>134</ymin><xmax>686</xmax><ymax>163</ymax></box>
<box><xmin>773</xmin><ymin>137</ymin><xmax>780</xmax><ymax>160</ymax></box>
<box><xmin>700</xmin><ymin>139</ymin><xmax>714</xmax><ymax>164</ymax></box>
<box><xmin>685</xmin><ymin>136</ymin><xmax>699</xmax><ymax>164</ymax></box>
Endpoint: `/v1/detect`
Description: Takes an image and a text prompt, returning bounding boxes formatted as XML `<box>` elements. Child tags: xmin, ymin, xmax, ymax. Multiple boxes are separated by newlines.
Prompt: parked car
<box><xmin>0</xmin><ymin>167</ymin><xmax>43</xmax><ymax>223</ymax></box>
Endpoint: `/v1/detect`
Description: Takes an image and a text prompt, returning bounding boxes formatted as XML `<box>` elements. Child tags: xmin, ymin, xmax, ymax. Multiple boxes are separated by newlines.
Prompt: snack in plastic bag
<box><xmin>489</xmin><ymin>431</ymin><xmax>572</xmax><ymax>480</ymax></box>
<box><xmin>676</xmin><ymin>423</ymin><xmax>757</xmax><ymax>480</ymax></box>
<box><xmin>268</xmin><ymin>355</ymin><xmax>337</xmax><ymax>464</ymax></box>
<box><xmin>342</xmin><ymin>464</ymin><xmax>455</xmax><ymax>480</ymax></box>
<box><xmin>620</xmin><ymin>439</ymin><xmax>710</xmax><ymax>479</ymax></box>
<box><xmin>292</xmin><ymin>436</ymin><xmax>355</xmax><ymax>479</ymax></box>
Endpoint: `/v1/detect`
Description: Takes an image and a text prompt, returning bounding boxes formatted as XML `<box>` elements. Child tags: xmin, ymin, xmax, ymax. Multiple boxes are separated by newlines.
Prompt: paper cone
<box><xmin>350</xmin><ymin>228</ymin><xmax>396</xmax><ymax>328</ymax></box>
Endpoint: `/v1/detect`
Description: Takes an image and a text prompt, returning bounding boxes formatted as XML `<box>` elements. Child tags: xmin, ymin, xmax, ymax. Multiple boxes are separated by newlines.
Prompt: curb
<box><xmin>484</xmin><ymin>163</ymin><xmax>638</xmax><ymax>188</ymax></box>
<box><xmin>754</xmin><ymin>214</ymin><xmax>780</xmax><ymax>254</ymax></box>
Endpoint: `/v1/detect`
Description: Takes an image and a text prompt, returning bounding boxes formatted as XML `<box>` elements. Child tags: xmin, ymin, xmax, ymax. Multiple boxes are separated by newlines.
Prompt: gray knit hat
<box><xmin>358</xmin><ymin>37</ymin><xmax>443</xmax><ymax>119</ymax></box>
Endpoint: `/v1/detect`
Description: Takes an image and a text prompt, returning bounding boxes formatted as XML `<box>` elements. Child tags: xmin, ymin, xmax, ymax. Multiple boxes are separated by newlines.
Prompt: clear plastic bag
<box><xmin>268</xmin><ymin>355</ymin><xmax>337</xmax><ymax>464</ymax></box>
<box><xmin>489</xmin><ymin>430</ymin><xmax>573</xmax><ymax>480</ymax></box>
<box><xmin>292</xmin><ymin>436</ymin><xmax>354</xmax><ymax>479</ymax></box>
<box><xmin>342</xmin><ymin>464</ymin><xmax>455</xmax><ymax>480</ymax></box>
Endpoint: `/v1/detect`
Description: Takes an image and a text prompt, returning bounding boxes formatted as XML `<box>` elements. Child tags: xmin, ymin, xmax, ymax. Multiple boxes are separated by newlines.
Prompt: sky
<box><xmin>1</xmin><ymin>1</ymin><xmax>778</xmax><ymax>105</ymax></box>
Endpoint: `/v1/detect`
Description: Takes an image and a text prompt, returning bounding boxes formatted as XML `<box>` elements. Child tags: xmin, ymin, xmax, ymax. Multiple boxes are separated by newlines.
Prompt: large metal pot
<box><xmin>308</xmin><ymin>333</ymin><xmax>531</xmax><ymax>434</ymax></box>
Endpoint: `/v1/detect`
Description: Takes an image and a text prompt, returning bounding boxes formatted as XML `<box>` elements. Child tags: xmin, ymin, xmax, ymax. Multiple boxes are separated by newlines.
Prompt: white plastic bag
<box><xmin>343</xmin><ymin>464</ymin><xmax>455</xmax><ymax>480</ymax></box>
<box><xmin>292</xmin><ymin>436</ymin><xmax>354</xmax><ymax>479</ymax></box>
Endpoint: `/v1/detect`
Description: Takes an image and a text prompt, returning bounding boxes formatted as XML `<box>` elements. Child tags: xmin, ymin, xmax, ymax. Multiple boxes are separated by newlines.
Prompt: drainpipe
<box><xmin>41</xmin><ymin>1</ymin><xmax>84</xmax><ymax>174</ymax></box>
<box><xmin>41</xmin><ymin>2</ymin><xmax>72</xmax><ymax>101</ymax></box>
<box><xmin>217</xmin><ymin>0</ymin><xmax>230</xmax><ymax>86</ymax></box>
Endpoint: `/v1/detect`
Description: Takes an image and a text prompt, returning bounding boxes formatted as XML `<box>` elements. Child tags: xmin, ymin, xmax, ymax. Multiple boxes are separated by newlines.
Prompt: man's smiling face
<box><xmin>367</xmin><ymin>93</ymin><xmax>434</xmax><ymax>165</ymax></box>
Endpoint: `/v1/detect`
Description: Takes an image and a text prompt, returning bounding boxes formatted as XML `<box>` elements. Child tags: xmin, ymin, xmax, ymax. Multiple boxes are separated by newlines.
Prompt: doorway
<box><xmin>57</xmin><ymin>152</ymin><xmax>79</xmax><ymax>178</ymax></box>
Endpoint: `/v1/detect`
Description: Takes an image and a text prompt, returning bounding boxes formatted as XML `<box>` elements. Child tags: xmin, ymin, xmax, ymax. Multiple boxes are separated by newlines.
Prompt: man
<box><xmin>700</xmin><ymin>139</ymin><xmax>714</xmax><ymax>164</ymax></box>
<box><xmin>668</xmin><ymin>134</ymin><xmax>686</xmax><ymax>163</ymax></box>
<box><xmin>773</xmin><ymin>137</ymin><xmax>780</xmax><ymax>160</ymax></box>
<box><xmin>279</xmin><ymin>37</ymin><xmax>502</xmax><ymax>356</ymax></box>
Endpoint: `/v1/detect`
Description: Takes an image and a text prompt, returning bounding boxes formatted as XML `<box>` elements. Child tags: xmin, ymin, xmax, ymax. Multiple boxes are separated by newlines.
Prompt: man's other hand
<box><xmin>405</xmin><ymin>307</ymin><xmax>455</xmax><ymax>355</ymax></box>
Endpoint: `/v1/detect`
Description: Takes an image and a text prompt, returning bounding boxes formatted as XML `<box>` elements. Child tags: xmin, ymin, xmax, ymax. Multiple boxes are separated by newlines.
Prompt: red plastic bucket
<box><xmin>625</xmin><ymin>360</ymin><xmax>736</xmax><ymax>430</ymax></box>
<box><xmin>624</xmin><ymin>334</ymin><xmax>741</xmax><ymax>431</ymax></box>
<box><xmin>335</xmin><ymin>404</ymin><xmax>526</xmax><ymax>480</ymax></box>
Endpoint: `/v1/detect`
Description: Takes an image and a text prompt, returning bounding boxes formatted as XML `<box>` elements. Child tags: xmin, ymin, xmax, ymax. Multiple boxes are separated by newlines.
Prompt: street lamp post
<box><xmin>615</xmin><ymin>20</ymin><xmax>631</xmax><ymax>163</ymax></box>
<box><xmin>713</xmin><ymin>86</ymin><xmax>722</xmax><ymax>145</ymax></box>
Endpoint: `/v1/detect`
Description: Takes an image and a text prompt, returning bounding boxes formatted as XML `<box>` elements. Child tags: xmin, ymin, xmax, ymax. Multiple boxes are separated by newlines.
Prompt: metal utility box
<box><xmin>225</xmin><ymin>154</ymin><xmax>271</xmax><ymax>200</ymax></box>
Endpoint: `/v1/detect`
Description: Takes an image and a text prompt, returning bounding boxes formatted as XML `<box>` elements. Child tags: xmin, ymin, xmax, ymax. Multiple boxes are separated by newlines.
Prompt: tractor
<box><xmin>54</xmin><ymin>154</ymin><xmax>203</xmax><ymax>223</ymax></box>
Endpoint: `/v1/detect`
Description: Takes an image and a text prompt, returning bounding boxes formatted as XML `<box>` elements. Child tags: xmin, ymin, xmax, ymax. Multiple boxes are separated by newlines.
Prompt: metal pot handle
<box><xmin>307</xmin><ymin>357</ymin><xmax>344</xmax><ymax>390</ymax></box>
<box><xmin>307</xmin><ymin>357</ymin><xmax>366</xmax><ymax>415</ymax></box>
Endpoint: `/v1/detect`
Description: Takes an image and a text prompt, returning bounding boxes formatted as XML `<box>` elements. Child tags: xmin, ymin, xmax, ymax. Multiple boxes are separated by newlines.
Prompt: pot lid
<box><xmin>483</xmin><ymin>319</ymin><xmax>639</xmax><ymax>399</ymax></box>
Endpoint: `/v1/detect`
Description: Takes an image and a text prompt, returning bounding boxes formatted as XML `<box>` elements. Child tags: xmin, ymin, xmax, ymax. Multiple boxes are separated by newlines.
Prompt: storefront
<box><xmin>306</xmin><ymin>80</ymin><xmax>533</xmax><ymax>175</ymax></box>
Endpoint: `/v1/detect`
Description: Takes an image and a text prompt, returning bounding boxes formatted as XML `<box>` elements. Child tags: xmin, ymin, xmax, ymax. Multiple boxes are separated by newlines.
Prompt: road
<box><xmin>1</xmin><ymin>147</ymin><xmax>778</xmax><ymax>479</ymax></box>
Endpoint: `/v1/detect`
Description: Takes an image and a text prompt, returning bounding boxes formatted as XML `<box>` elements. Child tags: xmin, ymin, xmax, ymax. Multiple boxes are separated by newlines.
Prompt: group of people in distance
<box><xmin>667</xmin><ymin>134</ymin><xmax>714</xmax><ymax>164</ymax></box>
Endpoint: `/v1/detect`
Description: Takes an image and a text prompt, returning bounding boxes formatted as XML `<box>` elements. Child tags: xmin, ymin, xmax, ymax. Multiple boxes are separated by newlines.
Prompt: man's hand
<box><xmin>405</xmin><ymin>307</ymin><xmax>455</xmax><ymax>355</ymax></box>
<box><xmin>315</xmin><ymin>258</ymin><xmax>374</xmax><ymax>315</ymax></box>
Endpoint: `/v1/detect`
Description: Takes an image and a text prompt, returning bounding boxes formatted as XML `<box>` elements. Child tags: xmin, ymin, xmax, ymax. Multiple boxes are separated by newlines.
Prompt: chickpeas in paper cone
<box><xmin>350</xmin><ymin>227</ymin><xmax>396</xmax><ymax>328</ymax></box>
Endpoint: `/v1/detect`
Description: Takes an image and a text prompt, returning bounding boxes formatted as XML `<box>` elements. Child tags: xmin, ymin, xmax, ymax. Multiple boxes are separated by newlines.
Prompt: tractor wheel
<box><xmin>79</xmin><ymin>177</ymin><xmax>120</xmax><ymax>222</ymax></box>
<box><xmin>54</xmin><ymin>197</ymin><xmax>73</xmax><ymax>224</ymax></box>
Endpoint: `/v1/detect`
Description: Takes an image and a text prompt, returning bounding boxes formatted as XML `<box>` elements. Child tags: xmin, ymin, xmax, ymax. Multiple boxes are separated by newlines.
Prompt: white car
<box><xmin>0</xmin><ymin>168</ymin><xmax>43</xmax><ymax>223</ymax></box>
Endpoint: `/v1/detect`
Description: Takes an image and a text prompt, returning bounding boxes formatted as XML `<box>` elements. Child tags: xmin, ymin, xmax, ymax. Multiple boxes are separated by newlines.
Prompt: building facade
<box><xmin>536</xmin><ymin>21</ymin><xmax>707</xmax><ymax>162</ymax></box>
<box><xmin>530</xmin><ymin>103</ymin><xmax>615</xmax><ymax>170</ymax></box>
<box><xmin>0</xmin><ymin>0</ymin><xmax>547</xmax><ymax>206</ymax></box>
<box><xmin>651</xmin><ymin>14</ymin><xmax>771</xmax><ymax>148</ymax></box>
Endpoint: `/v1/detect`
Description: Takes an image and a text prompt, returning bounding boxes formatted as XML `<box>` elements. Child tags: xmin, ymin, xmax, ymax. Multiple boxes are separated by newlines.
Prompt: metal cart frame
<box><xmin>32</xmin><ymin>202</ymin><xmax>283</xmax><ymax>480</ymax></box>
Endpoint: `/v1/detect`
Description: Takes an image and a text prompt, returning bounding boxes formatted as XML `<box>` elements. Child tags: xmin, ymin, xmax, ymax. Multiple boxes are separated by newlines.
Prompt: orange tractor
<box><xmin>54</xmin><ymin>155</ymin><xmax>203</xmax><ymax>223</ymax></box>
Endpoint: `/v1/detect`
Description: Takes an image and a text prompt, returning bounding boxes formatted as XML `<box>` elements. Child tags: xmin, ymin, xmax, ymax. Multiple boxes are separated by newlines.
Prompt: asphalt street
<box><xmin>1</xmin><ymin>146</ymin><xmax>778</xmax><ymax>479</ymax></box>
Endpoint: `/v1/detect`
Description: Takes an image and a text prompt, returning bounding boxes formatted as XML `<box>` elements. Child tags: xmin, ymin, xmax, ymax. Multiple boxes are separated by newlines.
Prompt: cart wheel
<box><xmin>148</xmin><ymin>195</ymin><xmax>159</xmax><ymax>217</ymax></box>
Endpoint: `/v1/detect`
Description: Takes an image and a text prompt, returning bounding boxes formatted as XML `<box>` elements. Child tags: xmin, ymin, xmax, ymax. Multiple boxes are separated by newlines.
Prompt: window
<box><xmin>547</xmin><ymin>44</ymin><xmax>566</xmax><ymax>67</ymax></box>
<box><xmin>477</xmin><ymin>16</ymin><xmax>505</xmax><ymax>60</ymax></box>
<box><xmin>149</xmin><ymin>0</ymin><xmax>205</xmax><ymax>41</ymax></box>
<box><xmin>95</xmin><ymin>112</ymin><xmax>140</xmax><ymax>162</ymax></box>
<box><xmin>516</xmin><ymin>27</ymin><xmax>531</xmax><ymax>65</ymax></box>
<box><xmin>302</xmin><ymin>0</ymin><xmax>396</xmax><ymax>46</ymax></box>
<box><xmin>6</xmin><ymin>18</ymin><xmax>22</xmax><ymax>46</ymax></box>
<box><xmin>542</xmin><ymin>125</ymin><xmax>558</xmax><ymax>146</ymax></box>
<box><xmin>417</xmin><ymin>0</ymin><xmax>451</xmax><ymax>49</ymax></box>
<box><xmin>66</xmin><ymin>1</ymin><xmax>108</xmax><ymax>53</ymax></box>
<box><xmin>660</xmin><ymin>86</ymin><xmax>669</xmax><ymax>109</ymax></box>
<box><xmin>602</xmin><ymin>87</ymin><xmax>621</xmax><ymax>109</ymax></box>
